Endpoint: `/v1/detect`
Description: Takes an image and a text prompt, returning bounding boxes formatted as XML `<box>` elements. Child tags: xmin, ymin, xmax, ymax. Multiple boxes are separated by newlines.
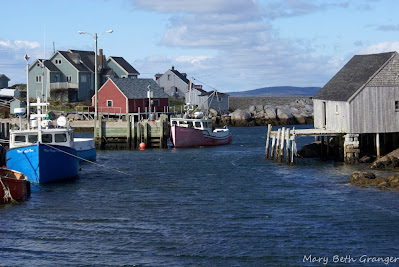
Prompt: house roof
<box><xmin>69</xmin><ymin>50</ymin><xmax>95</xmax><ymax>72</ymax></box>
<box><xmin>0</xmin><ymin>74</ymin><xmax>10</xmax><ymax>81</ymax></box>
<box><xmin>314</xmin><ymin>51</ymin><xmax>397</xmax><ymax>101</ymax></box>
<box><xmin>42</xmin><ymin>59</ymin><xmax>60</xmax><ymax>72</ymax></box>
<box><xmin>109</xmin><ymin>78</ymin><xmax>169</xmax><ymax>99</ymax></box>
<box><xmin>58</xmin><ymin>50</ymin><xmax>91</xmax><ymax>72</ymax></box>
<box><xmin>171</xmin><ymin>69</ymin><xmax>189</xmax><ymax>84</ymax></box>
<box><xmin>108</xmin><ymin>57</ymin><xmax>140</xmax><ymax>75</ymax></box>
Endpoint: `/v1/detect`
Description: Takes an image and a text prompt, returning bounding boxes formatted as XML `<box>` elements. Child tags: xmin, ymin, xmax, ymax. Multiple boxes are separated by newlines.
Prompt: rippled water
<box><xmin>1</xmin><ymin>126</ymin><xmax>399</xmax><ymax>266</ymax></box>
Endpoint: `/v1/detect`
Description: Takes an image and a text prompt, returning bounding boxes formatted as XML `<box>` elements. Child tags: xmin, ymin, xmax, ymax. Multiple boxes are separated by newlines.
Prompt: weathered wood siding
<box><xmin>349</xmin><ymin>86</ymin><xmax>399</xmax><ymax>133</ymax></box>
<box><xmin>314</xmin><ymin>99</ymin><xmax>349</xmax><ymax>132</ymax></box>
<box><xmin>348</xmin><ymin>54</ymin><xmax>399</xmax><ymax>133</ymax></box>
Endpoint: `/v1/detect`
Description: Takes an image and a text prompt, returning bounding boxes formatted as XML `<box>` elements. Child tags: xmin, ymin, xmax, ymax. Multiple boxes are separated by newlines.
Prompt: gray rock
<box><xmin>276</xmin><ymin>108</ymin><xmax>293</xmax><ymax>120</ymax></box>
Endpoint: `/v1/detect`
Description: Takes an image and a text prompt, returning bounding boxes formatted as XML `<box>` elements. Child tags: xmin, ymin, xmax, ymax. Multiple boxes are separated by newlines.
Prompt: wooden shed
<box><xmin>95</xmin><ymin>78</ymin><xmax>169</xmax><ymax>114</ymax></box>
<box><xmin>313</xmin><ymin>51</ymin><xmax>399</xmax><ymax>160</ymax></box>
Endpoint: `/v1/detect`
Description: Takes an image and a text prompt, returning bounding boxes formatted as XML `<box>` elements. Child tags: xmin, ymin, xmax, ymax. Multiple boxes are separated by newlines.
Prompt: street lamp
<box><xmin>78</xmin><ymin>30</ymin><xmax>113</xmax><ymax>133</ymax></box>
<box><xmin>24</xmin><ymin>54</ymin><xmax>30</xmax><ymax>129</ymax></box>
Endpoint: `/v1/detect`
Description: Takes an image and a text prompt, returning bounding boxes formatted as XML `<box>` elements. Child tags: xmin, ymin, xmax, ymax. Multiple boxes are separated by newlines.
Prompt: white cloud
<box><xmin>0</xmin><ymin>39</ymin><xmax>43</xmax><ymax>85</ymax></box>
<box><xmin>358</xmin><ymin>41</ymin><xmax>399</xmax><ymax>54</ymax></box>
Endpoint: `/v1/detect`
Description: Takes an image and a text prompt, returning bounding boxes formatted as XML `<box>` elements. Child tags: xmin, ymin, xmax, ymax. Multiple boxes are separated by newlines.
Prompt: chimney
<box><xmin>172</xmin><ymin>66</ymin><xmax>175</xmax><ymax>70</ymax></box>
<box><xmin>99</xmin><ymin>49</ymin><xmax>104</xmax><ymax>70</ymax></box>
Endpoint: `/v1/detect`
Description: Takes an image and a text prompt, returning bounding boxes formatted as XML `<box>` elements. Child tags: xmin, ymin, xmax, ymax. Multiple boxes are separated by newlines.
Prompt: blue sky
<box><xmin>1</xmin><ymin>0</ymin><xmax>399</xmax><ymax>92</ymax></box>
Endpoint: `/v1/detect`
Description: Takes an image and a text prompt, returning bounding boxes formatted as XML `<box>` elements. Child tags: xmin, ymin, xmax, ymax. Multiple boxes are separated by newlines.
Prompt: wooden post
<box><xmin>326</xmin><ymin>136</ymin><xmax>330</xmax><ymax>158</ymax></box>
<box><xmin>321</xmin><ymin>136</ymin><xmax>325</xmax><ymax>160</ymax></box>
<box><xmin>265</xmin><ymin>124</ymin><xmax>272</xmax><ymax>158</ymax></box>
<box><xmin>132</xmin><ymin>115</ymin><xmax>136</xmax><ymax>149</ymax></box>
<box><xmin>376</xmin><ymin>133</ymin><xmax>380</xmax><ymax>158</ymax></box>
<box><xmin>286</xmin><ymin>128</ymin><xmax>290</xmax><ymax>165</ymax></box>
<box><xmin>270</xmin><ymin>135</ymin><xmax>276</xmax><ymax>160</ymax></box>
<box><xmin>279</xmin><ymin>127</ymin><xmax>285</xmax><ymax>162</ymax></box>
<box><xmin>291</xmin><ymin>134</ymin><xmax>295</xmax><ymax>165</ymax></box>
<box><xmin>126</xmin><ymin>115</ymin><xmax>131</xmax><ymax>149</ymax></box>
<box><xmin>275</xmin><ymin>129</ymin><xmax>281</xmax><ymax>161</ymax></box>
<box><xmin>144</xmin><ymin>121</ymin><xmax>148</xmax><ymax>146</ymax></box>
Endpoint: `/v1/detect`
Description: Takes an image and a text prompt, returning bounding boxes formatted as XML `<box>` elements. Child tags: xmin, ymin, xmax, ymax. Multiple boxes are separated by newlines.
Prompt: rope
<box><xmin>0</xmin><ymin>177</ymin><xmax>16</xmax><ymax>203</ymax></box>
<box><xmin>40</xmin><ymin>143</ymin><xmax>179</xmax><ymax>188</ymax></box>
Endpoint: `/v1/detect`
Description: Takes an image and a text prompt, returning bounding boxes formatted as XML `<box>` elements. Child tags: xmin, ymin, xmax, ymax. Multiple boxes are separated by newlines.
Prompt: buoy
<box><xmin>139</xmin><ymin>142</ymin><xmax>146</xmax><ymax>150</ymax></box>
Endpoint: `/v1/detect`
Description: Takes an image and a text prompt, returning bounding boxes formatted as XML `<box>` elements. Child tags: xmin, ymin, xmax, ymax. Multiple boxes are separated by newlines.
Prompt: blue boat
<box><xmin>6</xmin><ymin>98</ymin><xmax>80</xmax><ymax>183</ymax></box>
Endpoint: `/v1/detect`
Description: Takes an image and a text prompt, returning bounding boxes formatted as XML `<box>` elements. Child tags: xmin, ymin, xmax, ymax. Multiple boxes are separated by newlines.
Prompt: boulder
<box><xmin>371</xmin><ymin>149</ymin><xmax>399</xmax><ymax>169</ymax></box>
<box><xmin>264</xmin><ymin>108</ymin><xmax>277</xmax><ymax>120</ymax></box>
<box><xmin>276</xmin><ymin>108</ymin><xmax>293</xmax><ymax>120</ymax></box>
<box><xmin>230</xmin><ymin>109</ymin><xmax>251</xmax><ymax>121</ymax></box>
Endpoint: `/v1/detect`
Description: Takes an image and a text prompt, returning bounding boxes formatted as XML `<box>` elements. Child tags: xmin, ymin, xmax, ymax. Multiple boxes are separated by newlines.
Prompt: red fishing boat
<box><xmin>170</xmin><ymin>116</ymin><xmax>232</xmax><ymax>148</ymax></box>
<box><xmin>0</xmin><ymin>168</ymin><xmax>30</xmax><ymax>203</ymax></box>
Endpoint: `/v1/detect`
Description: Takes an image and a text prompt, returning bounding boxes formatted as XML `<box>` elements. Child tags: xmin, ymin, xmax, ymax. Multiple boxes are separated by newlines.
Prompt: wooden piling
<box><xmin>290</xmin><ymin>134</ymin><xmax>295</xmax><ymax>165</ymax></box>
<box><xmin>286</xmin><ymin>128</ymin><xmax>290</xmax><ymax>165</ymax></box>
<box><xmin>265</xmin><ymin>124</ymin><xmax>272</xmax><ymax>158</ymax></box>
<box><xmin>279</xmin><ymin>127</ymin><xmax>285</xmax><ymax>162</ymax></box>
<box><xmin>376</xmin><ymin>133</ymin><xmax>380</xmax><ymax>158</ymax></box>
<box><xmin>270</xmin><ymin>135</ymin><xmax>276</xmax><ymax>160</ymax></box>
<box><xmin>275</xmin><ymin>128</ymin><xmax>281</xmax><ymax>162</ymax></box>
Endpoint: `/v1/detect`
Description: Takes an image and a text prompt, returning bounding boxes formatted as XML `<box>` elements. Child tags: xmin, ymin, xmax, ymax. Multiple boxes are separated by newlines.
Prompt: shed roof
<box><xmin>108</xmin><ymin>57</ymin><xmax>140</xmax><ymax>75</ymax></box>
<box><xmin>314</xmin><ymin>51</ymin><xmax>397</xmax><ymax>101</ymax></box>
<box><xmin>110</xmin><ymin>78</ymin><xmax>169</xmax><ymax>99</ymax></box>
<box><xmin>0</xmin><ymin>74</ymin><xmax>10</xmax><ymax>81</ymax></box>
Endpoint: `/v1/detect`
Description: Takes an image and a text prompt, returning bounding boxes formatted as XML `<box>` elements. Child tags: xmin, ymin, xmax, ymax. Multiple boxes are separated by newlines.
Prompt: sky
<box><xmin>1</xmin><ymin>0</ymin><xmax>399</xmax><ymax>93</ymax></box>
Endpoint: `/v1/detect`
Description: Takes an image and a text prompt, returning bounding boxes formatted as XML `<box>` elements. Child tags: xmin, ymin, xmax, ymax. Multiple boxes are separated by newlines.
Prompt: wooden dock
<box><xmin>264</xmin><ymin>124</ymin><xmax>346</xmax><ymax>165</ymax></box>
<box><xmin>93</xmin><ymin>114</ymin><xmax>169</xmax><ymax>150</ymax></box>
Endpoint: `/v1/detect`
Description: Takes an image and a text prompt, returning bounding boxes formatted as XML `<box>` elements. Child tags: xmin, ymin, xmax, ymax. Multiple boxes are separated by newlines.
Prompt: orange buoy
<box><xmin>139</xmin><ymin>142</ymin><xmax>146</xmax><ymax>150</ymax></box>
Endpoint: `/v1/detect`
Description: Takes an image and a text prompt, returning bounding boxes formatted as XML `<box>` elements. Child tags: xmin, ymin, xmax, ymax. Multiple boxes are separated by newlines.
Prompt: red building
<box><xmin>94</xmin><ymin>78</ymin><xmax>169</xmax><ymax>113</ymax></box>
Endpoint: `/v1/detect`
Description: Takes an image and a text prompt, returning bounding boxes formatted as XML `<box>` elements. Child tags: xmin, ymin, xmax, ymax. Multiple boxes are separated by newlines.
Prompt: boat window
<box><xmin>172</xmin><ymin>121</ymin><xmax>177</xmax><ymax>126</ymax></box>
<box><xmin>55</xmin><ymin>133</ymin><xmax>67</xmax><ymax>143</ymax></box>
<box><xmin>195</xmin><ymin>122</ymin><xmax>201</xmax><ymax>128</ymax></box>
<box><xmin>42</xmin><ymin>134</ymin><xmax>52</xmax><ymax>143</ymax></box>
<box><xmin>187</xmin><ymin>122</ymin><xmax>193</xmax><ymax>128</ymax></box>
<box><xmin>28</xmin><ymin>134</ymin><xmax>38</xmax><ymax>143</ymax></box>
<box><xmin>15</xmin><ymin>135</ymin><xmax>26</xmax><ymax>143</ymax></box>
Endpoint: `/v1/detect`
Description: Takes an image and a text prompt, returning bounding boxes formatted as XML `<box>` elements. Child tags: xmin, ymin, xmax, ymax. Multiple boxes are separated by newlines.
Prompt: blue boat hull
<box><xmin>6</xmin><ymin>143</ymin><xmax>79</xmax><ymax>184</ymax></box>
<box><xmin>76</xmin><ymin>148</ymin><xmax>96</xmax><ymax>162</ymax></box>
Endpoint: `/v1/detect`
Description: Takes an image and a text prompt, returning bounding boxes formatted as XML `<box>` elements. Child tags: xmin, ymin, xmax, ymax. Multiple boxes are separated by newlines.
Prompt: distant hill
<box><xmin>227</xmin><ymin>86</ymin><xmax>320</xmax><ymax>97</ymax></box>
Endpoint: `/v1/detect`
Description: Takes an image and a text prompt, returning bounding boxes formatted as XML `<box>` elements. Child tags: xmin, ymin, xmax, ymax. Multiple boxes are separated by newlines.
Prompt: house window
<box><xmin>66</xmin><ymin>76</ymin><xmax>72</xmax><ymax>83</ymax></box>
<box><xmin>121</xmin><ymin>75</ymin><xmax>127</xmax><ymax>78</ymax></box>
<box><xmin>55</xmin><ymin>59</ymin><xmax>62</xmax><ymax>65</ymax></box>
<box><xmin>152</xmin><ymin>99</ymin><xmax>160</xmax><ymax>106</ymax></box>
<box><xmin>217</xmin><ymin>97</ymin><xmax>222</xmax><ymax>102</ymax></box>
<box><xmin>395</xmin><ymin>101</ymin><xmax>399</xmax><ymax>111</ymax></box>
<box><xmin>35</xmin><ymin>76</ymin><xmax>42</xmax><ymax>83</ymax></box>
<box><xmin>81</xmin><ymin>75</ymin><xmax>87</xmax><ymax>83</ymax></box>
<box><xmin>107</xmin><ymin>100</ymin><xmax>113</xmax><ymax>107</ymax></box>
<box><xmin>168</xmin><ymin>74</ymin><xmax>171</xmax><ymax>81</ymax></box>
<box><xmin>335</xmin><ymin>104</ymin><xmax>339</xmax><ymax>115</ymax></box>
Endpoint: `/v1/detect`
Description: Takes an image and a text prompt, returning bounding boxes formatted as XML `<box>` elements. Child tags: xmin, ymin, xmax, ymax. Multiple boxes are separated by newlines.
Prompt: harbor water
<box><xmin>1</xmin><ymin>126</ymin><xmax>399</xmax><ymax>266</ymax></box>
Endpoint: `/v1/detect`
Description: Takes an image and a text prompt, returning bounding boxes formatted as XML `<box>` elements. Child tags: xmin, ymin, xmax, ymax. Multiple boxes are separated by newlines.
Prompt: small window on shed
<box><xmin>335</xmin><ymin>104</ymin><xmax>339</xmax><ymax>115</ymax></box>
<box><xmin>107</xmin><ymin>100</ymin><xmax>113</xmax><ymax>107</ymax></box>
<box><xmin>152</xmin><ymin>99</ymin><xmax>160</xmax><ymax>106</ymax></box>
<box><xmin>396</xmin><ymin>101</ymin><xmax>399</xmax><ymax>112</ymax></box>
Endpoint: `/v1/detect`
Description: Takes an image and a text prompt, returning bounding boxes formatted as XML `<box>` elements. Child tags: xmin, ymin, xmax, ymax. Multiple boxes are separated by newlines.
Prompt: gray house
<box><xmin>107</xmin><ymin>57</ymin><xmax>140</xmax><ymax>79</ymax></box>
<box><xmin>156</xmin><ymin>67</ymin><xmax>189</xmax><ymax>98</ymax></box>
<box><xmin>28</xmin><ymin>50</ymin><xmax>139</xmax><ymax>102</ymax></box>
<box><xmin>313</xmin><ymin>51</ymin><xmax>399</xmax><ymax>159</ymax></box>
<box><xmin>186</xmin><ymin>86</ymin><xmax>229</xmax><ymax>112</ymax></box>
<box><xmin>0</xmin><ymin>74</ymin><xmax>10</xmax><ymax>88</ymax></box>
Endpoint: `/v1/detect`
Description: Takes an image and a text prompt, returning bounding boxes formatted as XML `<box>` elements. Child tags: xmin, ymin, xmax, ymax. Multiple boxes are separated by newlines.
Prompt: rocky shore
<box><xmin>215</xmin><ymin>98</ymin><xmax>314</xmax><ymax>127</ymax></box>
<box><xmin>349</xmin><ymin>148</ymin><xmax>399</xmax><ymax>190</ymax></box>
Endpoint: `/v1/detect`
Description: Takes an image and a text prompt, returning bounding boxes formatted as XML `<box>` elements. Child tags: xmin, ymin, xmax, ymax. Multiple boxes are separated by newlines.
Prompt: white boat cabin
<box><xmin>170</xmin><ymin>118</ymin><xmax>213</xmax><ymax>131</ymax></box>
<box><xmin>10</xmin><ymin>128</ymin><xmax>74</xmax><ymax>149</ymax></box>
